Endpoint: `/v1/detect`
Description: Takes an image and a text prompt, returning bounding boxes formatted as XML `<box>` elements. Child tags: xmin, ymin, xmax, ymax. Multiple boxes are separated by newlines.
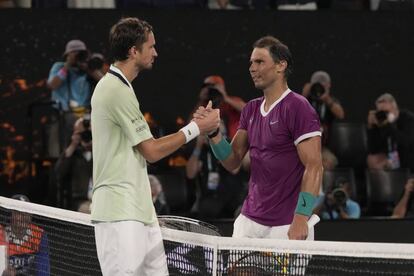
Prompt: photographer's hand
<box><xmin>65</xmin><ymin>132</ymin><xmax>81</xmax><ymax>158</ymax></box>
<box><xmin>367</xmin><ymin>110</ymin><xmax>378</xmax><ymax>128</ymax></box>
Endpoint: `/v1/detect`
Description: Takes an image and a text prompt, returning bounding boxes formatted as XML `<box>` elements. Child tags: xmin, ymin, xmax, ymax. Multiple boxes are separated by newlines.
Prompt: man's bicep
<box><xmin>296</xmin><ymin>136</ymin><xmax>322</xmax><ymax>166</ymax></box>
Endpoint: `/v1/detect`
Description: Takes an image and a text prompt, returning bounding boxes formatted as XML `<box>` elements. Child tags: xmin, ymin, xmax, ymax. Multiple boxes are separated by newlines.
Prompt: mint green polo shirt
<box><xmin>90</xmin><ymin>68</ymin><xmax>156</xmax><ymax>225</ymax></box>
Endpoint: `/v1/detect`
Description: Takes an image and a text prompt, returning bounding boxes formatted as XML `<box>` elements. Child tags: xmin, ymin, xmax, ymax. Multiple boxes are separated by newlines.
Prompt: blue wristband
<box><xmin>210</xmin><ymin>137</ymin><xmax>232</xmax><ymax>161</ymax></box>
<box><xmin>295</xmin><ymin>192</ymin><xmax>316</xmax><ymax>216</ymax></box>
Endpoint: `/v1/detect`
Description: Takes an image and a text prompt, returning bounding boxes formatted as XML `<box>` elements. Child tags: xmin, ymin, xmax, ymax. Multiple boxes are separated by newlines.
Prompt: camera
<box><xmin>327</xmin><ymin>177</ymin><xmax>349</xmax><ymax>209</ymax></box>
<box><xmin>309</xmin><ymin>82</ymin><xmax>325</xmax><ymax>101</ymax></box>
<box><xmin>332</xmin><ymin>187</ymin><xmax>347</xmax><ymax>207</ymax></box>
<box><xmin>75</xmin><ymin>50</ymin><xmax>89</xmax><ymax>64</ymax></box>
<box><xmin>375</xmin><ymin>110</ymin><xmax>389</xmax><ymax>123</ymax></box>
<box><xmin>206</xmin><ymin>87</ymin><xmax>223</xmax><ymax>109</ymax></box>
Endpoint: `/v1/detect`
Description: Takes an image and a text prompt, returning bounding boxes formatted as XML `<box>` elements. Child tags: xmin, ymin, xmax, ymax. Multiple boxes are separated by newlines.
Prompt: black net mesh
<box><xmin>0</xmin><ymin>206</ymin><xmax>101</xmax><ymax>276</ymax></box>
<box><xmin>1</xmin><ymin>199</ymin><xmax>414</xmax><ymax>276</ymax></box>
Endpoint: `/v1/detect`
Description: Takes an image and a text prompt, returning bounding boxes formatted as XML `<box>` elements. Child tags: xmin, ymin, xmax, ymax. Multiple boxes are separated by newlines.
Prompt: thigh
<box><xmin>267</xmin><ymin>224</ymin><xmax>315</xmax><ymax>240</ymax></box>
<box><xmin>232</xmin><ymin>214</ymin><xmax>268</xmax><ymax>238</ymax></box>
<box><xmin>143</xmin><ymin>224</ymin><xmax>169</xmax><ymax>276</ymax></box>
<box><xmin>267</xmin><ymin>224</ymin><xmax>290</xmax><ymax>240</ymax></box>
<box><xmin>95</xmin><ymin>221</ymin><xmax>147</xmax><ymax>276</ymax></box>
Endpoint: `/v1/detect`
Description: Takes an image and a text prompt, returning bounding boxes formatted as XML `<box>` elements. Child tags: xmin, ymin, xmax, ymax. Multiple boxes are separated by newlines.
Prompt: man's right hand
<box><xmin>193</xmin><ymin>101</ymin><xmax>220</xmax><ymax>135</ymax></box>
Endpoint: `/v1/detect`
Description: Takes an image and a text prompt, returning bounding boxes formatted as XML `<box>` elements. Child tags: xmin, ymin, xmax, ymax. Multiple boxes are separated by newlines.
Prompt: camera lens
<box><xmin>332</xmin><ymin>188</ymin><xmax>347</xmax><ymax>206</ymax></box>
<box><xmin>375</xmin><ymin>110</ymin><xmax>388</xmax><ymax>122</ymax></box>
<box><xmin>309</xmin><ymin>83</ymin><xmax>325</xmax><ymax>99</ymax></box>
<box><xmin>206</xmin><ymin>87</ymin><xmax>223</xmax><ymax>109</ymax></box>
<box><xmin>82</xmin><ymin>119</ymin><xmax>90</xmax><ymax>129</ymax></box>
<box><xmin>80</xmin><ymin>130</ymin><xmax>92</xmax><ymax>143</ymax></box>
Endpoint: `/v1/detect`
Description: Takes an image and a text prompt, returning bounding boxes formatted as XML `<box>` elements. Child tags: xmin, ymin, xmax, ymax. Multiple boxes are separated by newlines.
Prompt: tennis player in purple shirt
<box><xmin>197</xmin><ymin>36</ymin><xmax>323</xmax><ymax>240</ymax></box>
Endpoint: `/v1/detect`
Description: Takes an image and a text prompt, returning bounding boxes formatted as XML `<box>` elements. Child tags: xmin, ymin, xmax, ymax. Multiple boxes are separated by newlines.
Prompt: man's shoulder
<box><xmin>286</xmin><ymin>90</ymin><xmax>309</xmax><ymax>104</ymax></box>
<box><xmin>94</xmin><ymin>74</ymin><xmax>132</xmax><ymax>98</ymax></box>
<box><xmin>246</xmin><ymin>97</ymin><xmax>263</xmax><ymax>107</ymax></box>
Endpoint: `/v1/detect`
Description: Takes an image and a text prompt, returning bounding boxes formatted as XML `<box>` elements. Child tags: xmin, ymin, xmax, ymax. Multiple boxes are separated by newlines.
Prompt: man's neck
<box><xmin>262</xmin><ymin>80</ymin><xmax>289</xmax><ymax>111</ymax></box>
<box><xmin>113</xmin><ymin>60</ymin><xmax>139</xmax><ymax>83</ymax></box>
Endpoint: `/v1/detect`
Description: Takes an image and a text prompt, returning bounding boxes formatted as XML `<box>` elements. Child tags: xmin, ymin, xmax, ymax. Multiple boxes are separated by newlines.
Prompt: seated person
<box><xmin>148</xmin><ymin>174</ymin><xmax>170</xmax><ymax>215</ymax></box>
<box><xmin>392</xmin><ymin>175</ymin><xmax>414</xmax><ymax>218</ymax></box>
<box><xmin>0</xmin><ymin>195</ymin><xmax>50</xmax><ymax>276</ymax></box>
<box><xmin>313</xmin><ymin>177</ymin><xmax>360</xmax><ymax>219</ymax></box>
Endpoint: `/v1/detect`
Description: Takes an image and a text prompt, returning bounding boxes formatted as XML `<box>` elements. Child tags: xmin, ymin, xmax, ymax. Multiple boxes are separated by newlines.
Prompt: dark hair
<box><xmin>253</xmin><ymin>36</ymin><xmax>293</xmax><ymax>79</ymax></box>
<box><xmin>109</xmin><ymin>17</ymin><xmax>153</xmax><ymax>61</ymax></box>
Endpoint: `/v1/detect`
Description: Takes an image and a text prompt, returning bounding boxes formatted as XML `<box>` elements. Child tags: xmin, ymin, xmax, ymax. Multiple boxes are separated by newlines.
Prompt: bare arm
<box><xmin>209</xmin><ymin>129</ymin><xmax>249</xmax><ymax>172</ymax></box>
<box><xmin>288</xmin><ymin>136</ymin><xmax>323</xmax><ymax>240</ymax></box>
<box><xmin>48</xmin><ymin>75</ymin><xmax>65</xmax><ymax>90</ymax></box>
<box><xmin>135</xmin><ymin>132</ymin><xmax>187</xmax><ymax>164</ymax></box>
<box><xmin>47</xmin><ymin>63</ymin><xmax>69</xmax><ymax>90</ymax></box>
<box><xmin>297</xmin><ymin>136</ymin><xmax>323</xmax><ymax>196</ymax></box>
<box><xmin>224</xmin><ymin>96</ymin><xmax>246</xmax><ymax>113</ymax></box>
<box><xmin>137</xmin><ymin>105</ymin><xmax>220</xmax><ymax>163</ymax></box>
<box><xmin>392</xmin><ymin>180</ymin><xmax>414</xmax><ymax>218</ymax></box>
<box><xmin>321</xmin><ymin>94</ymin><xmax>345</xmax><ymax>119</ymax></box>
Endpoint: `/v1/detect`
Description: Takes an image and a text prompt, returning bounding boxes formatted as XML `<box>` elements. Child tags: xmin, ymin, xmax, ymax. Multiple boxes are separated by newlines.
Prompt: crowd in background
<box><xmin>32</xmin><ymin>38</ymin><xmax>414</xmax><ymax>222</ymax></box>
<box><xmin>0</xmin><ymin>0</ymin><xmax>412</xmax><ymax>11</ymax></box>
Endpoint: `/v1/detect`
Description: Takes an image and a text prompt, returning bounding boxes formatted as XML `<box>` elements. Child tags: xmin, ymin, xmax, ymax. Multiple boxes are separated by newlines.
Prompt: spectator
<box><xmin>46</xmin><ymin>40</ymin><xmax>102</xmax><ymax>157</ymax></box>
<box><xmin>47</xmin><ymin>39</ymin><xmax>98</xmax><ymax>113</ymax></box>
<box><xmin>367</xmin><ymin>93</ymin><xmax>414</xmax><ymax>171</ymax></box>
<box><xmin>186</xmin><ymin>135</ymin><xmax>244</xmax><ymax>219</ymax></box>
<box><xmin>54</xmin><ymin>116</ymin><xmax>92</xmax><ymax>211</ymax></box>
<box><xmin>0</xmin><ymin>195</ymin><xmax>50</xmax><ymax>276</ymax></box>
<box><xmin>303</xmin><ymin>70</ymin><xmax>345</xmax><ymax>169</ymax></box>
<box><xmin>313</xmin><ymin>177</ymin><xmax>360</xmax><ymax>219</ymax></box>
<box><xmin>148</xmin><ymin>174</ymin><xmax>170</xmax><ymax>215</ymax></box>
<box><xmin>193</xmin><ymin>75</ymin><xmax>246</xmax><ymax>140</ymax></box>
<box><xmin>392</xmin><ymin>176</ymin><xmax>414</xmax><ymax>218</ymax></box>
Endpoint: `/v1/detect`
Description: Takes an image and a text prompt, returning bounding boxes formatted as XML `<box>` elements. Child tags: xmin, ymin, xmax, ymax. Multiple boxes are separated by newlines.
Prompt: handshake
<box><xmin>180</xmin><ymin>100</ymin><xmax>221</xmax><ymax>143</ymax></box>
<box><xmin>193</xmin><ymin>100</ymin><xmax>221</xmax><ymax>135</ymax></box>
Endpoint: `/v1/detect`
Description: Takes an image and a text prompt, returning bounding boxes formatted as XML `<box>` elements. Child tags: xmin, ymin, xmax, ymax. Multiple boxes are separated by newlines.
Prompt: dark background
<box><xmin>1</xmin><ymin>10</ymin><xmax>414</xmax><ymax>127</ymax></box>
<box><xmin>1</xmin><ymin>9</ymin><xmax>414</xmax><ymax>199</ymax></box>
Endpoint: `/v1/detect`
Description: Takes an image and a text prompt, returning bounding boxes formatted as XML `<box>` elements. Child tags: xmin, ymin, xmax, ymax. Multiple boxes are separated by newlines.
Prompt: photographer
<box><xmin>197</xmin><ymin>75</ymin><xmax>246</xmax><ymax>139</ymax></box>
<box><xmin>47</xmin><ymin>40</ymin><xmax>103</xmax><ymax>112</ymax></box>
<box><xmin>302</xmin><ymin>71</ymin><xmax>345</xmax><ymax>145</ymax></box>
<box><xmin>302</xmin><ymin>71</ymin><xmax>344</xmax><ymax>170</ymax></box>
<box><xmin>367</xmin><ymin>93</ymin><xmax>414</xmax><ymax>171</ymax></box>
<box><xmin>46</xmin><ymin>40</ymin><xmax>103</xmax><ymax>158</ymax></box>
<box><xmin>313</xmin><ymin>177</ymin><xmax>360</xmax><ymax>219</ymax></box>
<box><xmin>54</xmin><ymin>116</ymin><xmax>93</xmax><ymax>211</ymax></box>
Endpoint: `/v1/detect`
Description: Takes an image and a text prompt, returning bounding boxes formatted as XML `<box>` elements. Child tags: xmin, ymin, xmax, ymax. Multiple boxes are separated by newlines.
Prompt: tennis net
<box><xmin>1</xmin><ymin>196</ymin><xmax>414</xmax><ymax>275</ymax></box>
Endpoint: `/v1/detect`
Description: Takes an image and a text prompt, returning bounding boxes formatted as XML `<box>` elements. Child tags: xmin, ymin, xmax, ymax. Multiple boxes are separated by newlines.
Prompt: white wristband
<box><xmin>180</xmin><ymin>121</ymin><xmax>200</xmax><ymax>143</ymax></box>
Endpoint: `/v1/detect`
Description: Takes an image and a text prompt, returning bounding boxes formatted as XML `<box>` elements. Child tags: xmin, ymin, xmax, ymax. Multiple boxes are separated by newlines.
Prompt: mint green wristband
<box><xmin>210</xmin><ymin>137</ymin><xmax>232</xmax><ymax>161</ymax></box>
<box><xmin>295</xmin><ymin>192</ymin><xmax>316</xmax><ymax>216</ymax></box>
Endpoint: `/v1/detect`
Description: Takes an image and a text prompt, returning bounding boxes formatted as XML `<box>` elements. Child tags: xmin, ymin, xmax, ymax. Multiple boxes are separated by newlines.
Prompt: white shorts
<box><xmin>232</xmin><ymin>214</ymin><xmax>314</xmax><ymax>240</ymax></box>
<box><xmin>94</xmin><ymin>220</ymin><xmax>168</xmax><ymax>276</ymax></box>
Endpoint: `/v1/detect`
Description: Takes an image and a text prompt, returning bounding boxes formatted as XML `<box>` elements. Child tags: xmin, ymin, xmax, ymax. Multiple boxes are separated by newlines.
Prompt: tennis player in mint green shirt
<box><xmin>91</xmin><ymin>17</ymin><xmax>220</xmax><ymax>276</ymax></box>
